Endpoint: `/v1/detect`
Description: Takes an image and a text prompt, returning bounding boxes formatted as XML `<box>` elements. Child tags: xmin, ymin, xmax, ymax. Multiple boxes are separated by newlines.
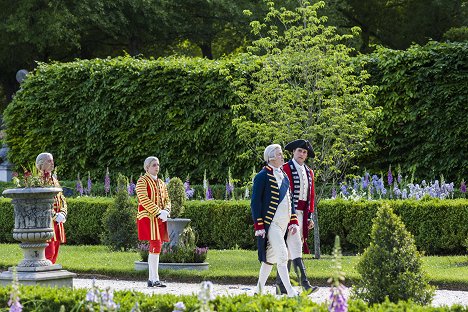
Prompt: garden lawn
<box><xmin>0</xmin><ymin>244</ymin><xmax>467</xmax><ymax>289</ymax></box>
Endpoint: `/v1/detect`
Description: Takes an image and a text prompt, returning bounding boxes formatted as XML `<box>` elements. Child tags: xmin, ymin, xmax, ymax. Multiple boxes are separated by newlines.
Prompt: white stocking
<box><xmin>256</xmin><ymin>262</ymin><xmax>273</xmax><ymax>294</ymax></box>
<box><xmin>277</xmin><ymin>264</ymin><xmax>298</xmax><ymax>297</ymax></box>
<box><xmin>148</xmin><ymin>253</ymin><xmax>160</xmax><ymax>282</ymax></box>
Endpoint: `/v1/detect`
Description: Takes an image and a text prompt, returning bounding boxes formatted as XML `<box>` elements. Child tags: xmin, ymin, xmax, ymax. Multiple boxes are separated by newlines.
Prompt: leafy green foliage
<box><xmin>167</xmin><ymin>177</ymin><xmax>186</xmax><ymax>218</ymax></box>
<box><xmin>101</xmin><ymin>174</ymin><xmax>138</xmax><ymax>251</ymax></box>
<box><xmin>230</xmin><ymin>1</ymin><xmax>379</xmax><ymax>203</ymax></box>
<box><xmin>361</xmin><ymin>41</ymin><xmax>468</xmax><ymax>182</ymax></box>
<box><xmin>0</xmin><ymin>283</ymin><xmax>465</xmax><ymax>311</ymax></box>
<box><xmin>159</xmin><ymin>227</ymin><xmax>208</xmax><ymax>263</ymax></box>
<box><xmin>354</xmin><ymin>204</ymin><xmax>435</xmax><ymax>304</ymax></box>
<box><xmin>3</xmin><ymin>56</ymin><xmax>247</xmax><ymax>183</ymax></box>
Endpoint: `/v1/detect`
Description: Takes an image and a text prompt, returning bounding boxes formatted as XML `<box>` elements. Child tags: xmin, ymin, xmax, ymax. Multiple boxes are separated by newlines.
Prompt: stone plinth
<box><xmin>1</xmin><ymin>187</ymin><xmax>76</xmax><ymax>288</ymax></box>
<box><xmin>0</xmin><ymin>265</ymin><xmax>76</xmax><ymax>288</ymax></box>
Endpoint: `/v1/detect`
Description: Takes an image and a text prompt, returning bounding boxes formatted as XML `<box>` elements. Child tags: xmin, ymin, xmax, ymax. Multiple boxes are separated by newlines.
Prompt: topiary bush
<box><xmin>167</xmin><ymin>177</ymin><xmax>185</xmax><ymax>218</ymax></box>
<box><xmin>353</xmin><ymin>204</ymin><xmax>435</xmax><ymax>304</ymax></box>
<box><xmin>101</xmin><ymin>174</ymin><xmax>138</xmax><ymax>251</ymax></box>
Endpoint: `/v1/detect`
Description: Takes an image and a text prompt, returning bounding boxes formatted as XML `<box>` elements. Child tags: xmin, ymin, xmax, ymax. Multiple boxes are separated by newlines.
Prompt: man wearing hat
<box><xmin>251</xmin><ymin>144</ymin><xmax>300</xmax><ymax>297</ymax></box>
<box><xmin>276</xmin><ymin>139</ymin><xmax>318</xmax><ymax>294</ymax></box>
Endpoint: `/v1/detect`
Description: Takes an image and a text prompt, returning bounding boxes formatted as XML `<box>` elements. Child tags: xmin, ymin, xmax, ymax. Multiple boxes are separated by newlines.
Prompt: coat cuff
<box><xmin>288</xmin><ymin>214</ymin><xmax>299</xmax><ymax>227</ymax></box>
<box><xmin>254</xmin><ymin>218</ymin><xmax>265</xmax><ymax>231</ymax></box>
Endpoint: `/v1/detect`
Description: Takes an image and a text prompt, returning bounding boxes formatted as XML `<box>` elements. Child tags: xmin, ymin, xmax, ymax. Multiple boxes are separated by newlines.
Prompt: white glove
<box><xmin>255</xmin><ymin>229</ymin><xmax>266</xmax><ymax>238</ymax></box>
<box><xmin>289</xmin><ymin>224</ymin><xmax>299</xmax><ymax>235</ymax></box>
<box><xmin>55</xmin><ymin>212</ymin><xmax>66</xmax><ymax>224</ymax></box>
<box><xmin>158</xmin><ymin>210</ymin><xmax>169</xmax><ymax>222</ymax></box>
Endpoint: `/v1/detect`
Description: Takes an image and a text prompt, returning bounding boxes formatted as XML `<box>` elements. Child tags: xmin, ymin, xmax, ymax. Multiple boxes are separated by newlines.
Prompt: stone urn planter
<box><xmin>167</xmin><ymin>218</ymin><xmax>191</xmax><ymax>247</ymax></box>
<box><xmin>0</xmin><ymin>187</ymin><xmax>76</xmax><ymax>287</ymax></box>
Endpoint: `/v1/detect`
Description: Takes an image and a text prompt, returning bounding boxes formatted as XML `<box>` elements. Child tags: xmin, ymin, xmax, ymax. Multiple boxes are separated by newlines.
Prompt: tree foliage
<box><xmin>360</xmin><ymin>41</ymin><xmax>468</xmax><ymax>182</ymax></box>
<box><xmin>353</xmin><ymin>204</ymin><xmax>435</xmax><ymax>304</ymax></box>
<box><xmin>101</xmin><ymin>173</ymin><xmax>138</xmax><ymax>251</ymax></box>
<box><xmin>323</xmin><ymin>0</ymin><xmax>468</xmax><ymax>52</ymax></box>
<box><xmin>2</xmin><ymin>56</ymin><xmax>247</xmax><ymax>183</ymax></box>
<box><xmin>231</xmin><ymin>0</ymin><xmax>379</xmax><ymax>202</ymax></box>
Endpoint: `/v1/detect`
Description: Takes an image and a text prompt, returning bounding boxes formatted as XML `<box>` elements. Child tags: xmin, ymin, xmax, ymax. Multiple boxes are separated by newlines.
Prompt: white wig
<box><xmin>263</xmin><ymin>144</ymin><xmax>282</xmax><ymax>163</ymax></box>
<box><xmin>35</xmin><ymin>152</ymin><xmax>53</xmax><ymax>171</ymax></box>
<box><xmin>143</xmin><ymin>156</ymin><xmax>159</xmax><ymax>171</ymax></box>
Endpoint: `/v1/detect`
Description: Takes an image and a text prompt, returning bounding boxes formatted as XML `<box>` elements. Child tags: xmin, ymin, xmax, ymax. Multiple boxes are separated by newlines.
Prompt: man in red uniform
<box><xmin>136</xmin><ymin>156</ymin><xmax>171</xmax><ymax>287</ymax></box>
<box><xmin>36</xmin><ymin>152</ymin><xmax>67</xmax><ymax>264</ymax></box>
<box><xmin>276</xmin><ymin>139</ymin><xmax>318</xmax><ymax>294</ymax></box>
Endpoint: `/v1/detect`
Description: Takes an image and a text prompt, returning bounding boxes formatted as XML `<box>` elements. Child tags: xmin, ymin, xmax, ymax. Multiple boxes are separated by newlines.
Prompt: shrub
<box><xmin>167</xmin><ymin>177</ymin><xmax>185</xmax><ymax>218</ymax></box>
<box><xmin>159</xmin><ymin>227</ymin><xmax>208</xmax><ymax>263</ymax></box>
<box><xmin>101</xmin><ymin>174</ymin><xmax>138</xmax><ymax>251</ymax></box>
<box><xmin>353</xmin><ymin>204</ymin><xmax>435</xmax><ymax>304</ymax></box>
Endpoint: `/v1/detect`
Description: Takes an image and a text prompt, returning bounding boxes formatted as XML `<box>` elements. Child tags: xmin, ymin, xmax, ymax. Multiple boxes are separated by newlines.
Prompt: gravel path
<box><xmin>74</xmin><ymin>278</ymin><xmax>468</xmax><ymax>307</ymax></box>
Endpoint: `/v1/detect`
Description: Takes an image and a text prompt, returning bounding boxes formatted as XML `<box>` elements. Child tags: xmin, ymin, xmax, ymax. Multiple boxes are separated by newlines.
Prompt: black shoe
<box><xmin>152</xmin><ymin>281</ymin><xmax>167</xmax><ymax>288</ymax></box>
<box><xmin>147</xmin><ymin>280</ymin><xmax>154</xmax><ymax>287</ymax></box>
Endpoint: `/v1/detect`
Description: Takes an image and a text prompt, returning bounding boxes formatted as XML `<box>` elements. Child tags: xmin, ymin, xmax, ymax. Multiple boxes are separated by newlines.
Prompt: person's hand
<box><xmin>308</xmin><ymin>218</ymin><xmax>315</xmax><ymax>229</ymax></box>
<box><xmin>55</xmin><ymin>212</ymin><xmax>66</xmax><ymax>224</ymax></box>
<box><xmin>289</xmin><ymin>224</ymin><xmax>299</xmax><ymax>235</ymax></box>
<box><xmin>255</xmin><ymin>229</ymin><xmax>266</xmax><ymax>238</ymax></box>
<box><xmin>158</xmin><ymin>210</ymin><xmax>169</xmax><ymax>222</ymax></box>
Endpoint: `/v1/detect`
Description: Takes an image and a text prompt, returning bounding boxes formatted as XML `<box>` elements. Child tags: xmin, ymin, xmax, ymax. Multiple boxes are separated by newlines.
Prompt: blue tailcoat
<box><xmin>250</xmin><ymin>165</ymin><xmax>298</xmax><ymax>262</ymax></box>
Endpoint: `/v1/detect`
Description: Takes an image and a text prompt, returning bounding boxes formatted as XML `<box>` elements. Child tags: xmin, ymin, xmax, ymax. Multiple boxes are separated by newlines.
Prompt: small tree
<box><xmin>353</xmin><ymin>204</ymin><xmax>435</xmax><ymax>304</ymax></box>
<box><xmin>232</xmin><ymin>0</ymin><xmax>379</xmax><ymax>258</ymax></box>
<box><xmin>101</xmin><ymin>173</ymin><xmax>138</xmax><ymax>251</ymax></box>
<box><xmin>167</xmin><ymin>177</ymin><xmax>186</xmax><ymax>218</ymax></box>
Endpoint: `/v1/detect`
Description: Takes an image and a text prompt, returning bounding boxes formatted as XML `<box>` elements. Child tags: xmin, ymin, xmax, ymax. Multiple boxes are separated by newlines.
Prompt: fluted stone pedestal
<box><xmin>0</xmin><ymin>187</ymin><xmax>76</xmax><ymax>287</ymax></box>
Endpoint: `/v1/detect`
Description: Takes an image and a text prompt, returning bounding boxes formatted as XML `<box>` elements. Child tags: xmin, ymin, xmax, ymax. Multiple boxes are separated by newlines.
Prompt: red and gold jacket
<box><xmin>41</xmin><ymin>172</ymin><xmax>67</xmax><ymax>243</ymax></box>
<box><xmin>136</xmin><ymin>173</ymin><xmax>171</xmax><ymax>242</ymax></box>
<box><xmin>282</xmin><ymin>160</ymin><xmax>315</xmax><ymax>253</ymax></box>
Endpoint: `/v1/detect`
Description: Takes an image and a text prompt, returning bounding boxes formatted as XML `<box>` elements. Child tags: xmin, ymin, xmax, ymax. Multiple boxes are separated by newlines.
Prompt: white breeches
<box><xmin>266</xmin><ymin>220</ymin><xmax>289</xmax><ymax>266</ymax></box>
<box><xmin>286</xmin><ymin>210</ymin><xmax>304</xmax><ymax>259</ymax></box>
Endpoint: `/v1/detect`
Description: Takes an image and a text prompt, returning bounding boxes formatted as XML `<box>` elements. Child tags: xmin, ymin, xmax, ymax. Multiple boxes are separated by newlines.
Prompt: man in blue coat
<box><xmin>251</xmin><ymin>144</ymin><xmax>300</xmax><ymax>297</ymax></box>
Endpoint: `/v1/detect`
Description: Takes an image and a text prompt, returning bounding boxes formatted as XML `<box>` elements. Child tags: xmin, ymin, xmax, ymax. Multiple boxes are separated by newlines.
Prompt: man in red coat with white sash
<box><xmin>276</xmin><ymin>139</ymin><xmax>318</xmax><ymax>294</ymax></box>
<box><xmin>136</xmin><ymin>156</ymin><xmax>171</xmax><ymax>287</ymax></box>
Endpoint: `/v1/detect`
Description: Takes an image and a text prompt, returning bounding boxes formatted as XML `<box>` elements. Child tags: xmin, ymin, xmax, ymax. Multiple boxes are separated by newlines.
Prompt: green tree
<box><xmin>353</xmin><ymin>204</ymin><xmax>435</xmax><ymax>304</ymax></box>
<box><xmin>101</xmin><ymin>173</ymin><xmax>138</xmax><ymax>251</ymax></box>
<box><xmin>323</xmin><ymin>0</ymin><xmax>468</xmax><ymax>52</ymax></box>
<box><xmin>231</xmin><ymin>0</ymin><xmax>379</xmax><ymax>258</ymax></box>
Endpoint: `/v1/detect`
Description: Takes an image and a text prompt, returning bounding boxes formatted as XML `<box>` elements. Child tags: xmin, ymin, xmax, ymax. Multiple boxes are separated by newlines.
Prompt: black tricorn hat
<box><xmin>284</xmin><ymin>139</ymin><xmax>315</xmax><ymax>158</ymax></box>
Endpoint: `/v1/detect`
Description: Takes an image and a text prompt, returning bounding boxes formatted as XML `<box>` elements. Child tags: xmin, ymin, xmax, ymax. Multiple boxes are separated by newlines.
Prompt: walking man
<box><xmin>251</xmin><ymin>144</ymin><xmax>300</xmax><ymax>297</ymax></box>
<box><xmin>276</xmin><ymin>139</ymin><xmax>318</xmax><ymax>294</ymax></box>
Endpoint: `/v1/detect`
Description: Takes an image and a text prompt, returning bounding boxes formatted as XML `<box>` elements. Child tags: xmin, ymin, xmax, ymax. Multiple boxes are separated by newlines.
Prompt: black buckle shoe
<box><xmin>152</xmin><ymin>281</ymin><xmax>167</xmax><ymax>288</ymax></box>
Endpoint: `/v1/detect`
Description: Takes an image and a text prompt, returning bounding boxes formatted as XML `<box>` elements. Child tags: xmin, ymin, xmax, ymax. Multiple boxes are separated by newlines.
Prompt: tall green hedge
<box><xmin>3</xmin><ymin>56</ymin><xmax>248</xmax><ymax>183</ymax></box>
<box><xmin>1</xmin><ymin>197</ymin><xmax>467</xmax><ymax>255</ymax></box>
<box><xmin>362</xmin><ymin>41</ymin><xmax>468</xmax><ymax>181</ymax></box>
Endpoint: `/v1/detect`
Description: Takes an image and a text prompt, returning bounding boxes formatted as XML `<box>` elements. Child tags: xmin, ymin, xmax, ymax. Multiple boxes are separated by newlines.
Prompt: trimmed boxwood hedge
<box><xmin>0</xmin><ymin>285</ymin><xmax>467</xmax><ymax>311</ymax></box>
<box><xmin>0</xmin><ymin>197</ymin><xmax>467</xmax><ymax>255</ymax></box>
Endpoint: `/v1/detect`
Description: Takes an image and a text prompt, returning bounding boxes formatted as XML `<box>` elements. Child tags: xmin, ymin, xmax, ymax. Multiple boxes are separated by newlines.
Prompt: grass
<box><xmin>0</xmin><ymin>244</ymin><xmax>467</xmax><ymax>289</ymax></box>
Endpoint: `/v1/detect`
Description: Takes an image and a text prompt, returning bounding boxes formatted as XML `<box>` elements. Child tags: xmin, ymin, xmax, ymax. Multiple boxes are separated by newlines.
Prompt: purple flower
<box><xmin>8</xmin><ymin>298</ymin><xmax>23</xmax><ymax>312</ymax></box>
<box><xmin>184</xmin><ymin>180</ymin><xmax>194</xmax><ymax>199</ymax></box>
<box><xmin>165</xmin><ymin>177</ymin><xmax>170</xmax><ymax>185</ymax></box>
<box><xmin>328</xmin><ymin>285</ymin><xmax>348</xmax><ymax>312</ymax></box>
<box><xmin>206</xmin><ymin>186</ymin><xmax>213</xmax><ymax>200</ymax></box>
<box><xmin>87</xmin><ymin>172</ymin><xmax>92</xmax><ymax>195</ymax></box>
<box><xmin>362</xmin><ymin>172</ymin><xmax>369</xmax><ymax>189</ymax></box>
<box><xmin>387</xmin><ymin>166</ymin><xmax>393</xmax><ymax>186</ymax></box>
<box><xmin>331</xmin><ymin>186</ymin><xmax>337</xmax><ymax>199</ymax></box>
<box><xmin>173</xmin><ymin>301</ymin><xmax>186</xmax><ymax>312</ymax></box>
<box><xmin>128</xmin><ymin>177</ymin><xmax>136</xmax><ymax>196</ymax></box>
<box><xmin>104</xmin><ymin>167</ymin><xmax>110</xmax><ymax>195</ymax></box>
<box><xmin>397</xmin><ymin>173</ymin><xmax>402</xmax><ymax>184</ymax></box>
<box><xmin>340</xmin><ymin>183</ymin><xmax>349</xmax><ymax>196</ymax></box>
<box><xmin>461</xmin><ymin>180</ymin><xmax>467</xmax><ymax>193</ymax></box>
<box><xmin>76</xmin><ymin>174</ymin><xmax>84</xmax><ymax>196</ymax></box>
